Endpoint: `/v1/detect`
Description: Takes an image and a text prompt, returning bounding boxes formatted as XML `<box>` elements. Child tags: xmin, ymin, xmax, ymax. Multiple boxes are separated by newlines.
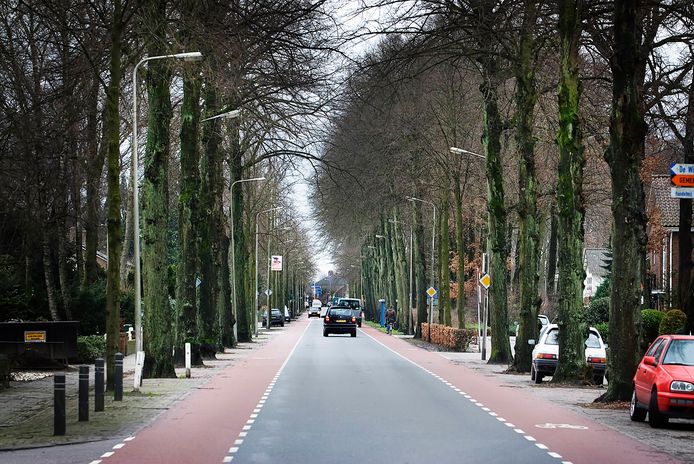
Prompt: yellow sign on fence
<box><xmin>24</xmin><ymin>331</ymin><xmax>46</xmax><ymax>343</ymax></box>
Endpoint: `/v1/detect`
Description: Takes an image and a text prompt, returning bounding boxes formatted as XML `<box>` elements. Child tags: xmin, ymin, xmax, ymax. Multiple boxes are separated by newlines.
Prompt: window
<box><xmin>662</xmin><ymin>339</ymin><xmax>694</xmax><ymax>366</ymax></box>
<box><xmin>585</xmin><ymin>331</ymin><xmax>601</xmax><ymax>349</ymax></box>
<box><xmin>645</xmin><ymin>339</ymin><xmax>663</xmax><ymax>357</ymax></box>
<box><xmin>545</xmin><ymin>329</ymin><xmax>559</xmax><ymax>345</ymax></box>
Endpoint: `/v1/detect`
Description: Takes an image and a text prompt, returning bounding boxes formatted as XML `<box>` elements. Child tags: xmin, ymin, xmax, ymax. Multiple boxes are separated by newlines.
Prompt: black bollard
<box><xmin>54</xmin><ymin>374</ymin><xmax>66</xmax><ymax>436</ymax></box>
<box><xmin>78</xmin><ymin>365</ymin><xmax>89</xmax><ymax>421</ymax></box>
<box><xmin>114</xmin><ymin>352</ymin><xmax>123</xmax><ymax>401</ymax></box>
<box><xmin>95</xmin><ymin>358</ymin><xmax>104</xmax><ymax>412</ymax></box>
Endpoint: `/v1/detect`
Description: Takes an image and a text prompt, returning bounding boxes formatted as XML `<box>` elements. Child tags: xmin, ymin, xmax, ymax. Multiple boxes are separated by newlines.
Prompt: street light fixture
<box><xmin>255</xmin><ymin>206</ymin><xmax>282</xmax><ymax>336</ymax></box>
<box><xmin>201</xmin><ymin>109</ymin><xmax>241</xmax><ymax>122</ymax></box>
<box><xmin>449</xmin><ymin>146</ymin><xmax>485</xmax><ymax>160</ymax></box>
<box><xmin>407</xmin><ymin>196</ymin><xmax>437</xmax><ymax>342</ymax></box>
<box><xmin>132</xmin><ymin>51</ymin><xmax>203</xmax><ymax>384</ymax></box>
<box><xmin>230</xmin><ymin>177</ymin><xmax>266</xmax><ymax>341</ymax></box>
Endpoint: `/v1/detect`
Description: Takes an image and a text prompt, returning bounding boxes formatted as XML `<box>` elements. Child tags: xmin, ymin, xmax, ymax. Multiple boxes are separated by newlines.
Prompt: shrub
<box><xmin>594</xmin><ymin>322</ymin><xmax>609</xmax><ymax>345</ymax></box>
<box><xmin>586</xmin><ymin>297</ymin><xmax>609</xmax><ymax>325</ymax></box>
<box><xmin>76</xmin><ymin>335</ymin><xmax>106</xmax><ymax>363</ymax></box>
<box><xmin>421</xmin><ymin>323</ymin><xmax>476</xmax><ymax>351</ymax></box>
<box><xmin>659</xmin><ymin>309</ymin><xmax>687</xmax><ymax>335</ymax></box>
<box><xmin>641</xmin><ymin>309</ymin><xmax>664</xmax><ymax>344</ymax></box>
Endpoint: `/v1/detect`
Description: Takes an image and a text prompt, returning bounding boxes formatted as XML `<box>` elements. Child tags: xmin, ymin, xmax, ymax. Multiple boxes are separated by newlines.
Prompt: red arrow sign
<box><xmin>672</xmin><ymin>174</ymin><xmax>694</xmax><ymax>186</ymax></box>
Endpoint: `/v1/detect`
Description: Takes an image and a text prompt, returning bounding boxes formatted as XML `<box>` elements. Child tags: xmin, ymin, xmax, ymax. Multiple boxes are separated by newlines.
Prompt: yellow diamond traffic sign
<box><xmin>479</xmin><ymin>273</ymin><xmax>491</xmax><ymax>289</ymax></box>
<box><xmin>426</xmin><ymin>287</ymin><xmax>437</xmax><ymax>297</ymax></box>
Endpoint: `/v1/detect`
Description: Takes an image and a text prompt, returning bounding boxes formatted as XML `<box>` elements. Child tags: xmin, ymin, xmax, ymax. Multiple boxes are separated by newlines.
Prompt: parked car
<box><xmin>631</xmin><ymin>335</ymin><xmax>694</xmax><ymax>427</ymax></box>
<box><xmin>262</xmin><ymin>308</ymin><xmax>284</xmax><ymax>327</ymax></box>
<box><xmin>530</xmin><ymin>324</ymin><xmax>607</xmax><ymax>384</ymax></box>
<box><xmin>308</xmin><ymin>299</ymin><xmax>322</xmax><ymax>318</ymax></box>
<box><xmin>515</xmin><ymin>314</ymin><xmax>550</xmax><ymax>337</ymax></box>
<box><xmin>284</xmin><ymin>307</ymin><xmax>291</xmax><ymax>323</ymax></box>
<box><xmin>323</xmin><ymin>306</ymin><xmax>357</xmax><ymax>337</ymax></box>
<box><xmin>337</xmin><ymin>297</ymin><xmax>363</xmax><ymax>327</ymax></box>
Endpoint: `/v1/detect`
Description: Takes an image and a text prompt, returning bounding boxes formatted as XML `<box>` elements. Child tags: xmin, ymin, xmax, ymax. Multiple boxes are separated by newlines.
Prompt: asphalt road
<box><xmin>231</xmin><ymin>319</ymin><xmax>557</xmax><ymax>464</ymax></box>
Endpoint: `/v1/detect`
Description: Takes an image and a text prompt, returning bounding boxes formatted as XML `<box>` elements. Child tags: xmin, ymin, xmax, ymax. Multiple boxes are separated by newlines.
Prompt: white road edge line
<box><xmin>223</xmin><ymin>321</ymin><xmax>312</xmax><ymax>463</ymax></box>
<box><xmin>548</xmin><ymin>452</ymin><xmax>562</xmax><ymax>458</ymax></box>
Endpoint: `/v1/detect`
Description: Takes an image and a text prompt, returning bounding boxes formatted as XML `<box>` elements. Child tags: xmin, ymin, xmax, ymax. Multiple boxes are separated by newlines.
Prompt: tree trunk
<box><xmin>413</xmin><ymin>201</ymin><xmax>428</xmax><ymax>338</ymax></box>
<box><xmin>104</xmin><ymin>0</ymin><xmax>123</xmax><ymax>390</ymax></box>
<box><xmin>229</xmin><ymin>134</ymin><xmax>245</xmax><ymax>345</ymax></box>
<box><xmin>545</xmin><ymin>202</ymin><xmax>558</xmax><ymax>300</ymax></box>
<box><xmin>552</xmin><ymin>0</ymin><xmax>587</xmax><ymax>383</ymax></box>
<box><xmin>141</xmin><ymin>0</ymin><xmax>175</xmax><ymax>379</ymax></box>
<box><xmin>512</xmin><ymin>0</ymin><xmax>540</xmax><ymax>373</ymax></box>
<box><xmin>43</xmin><ymin>227</ymin><xmax>61</xmax><ymax>321</ymax></box>
<box><xmin>602</xmin><ymin>0</ymin><xmax>648</xmax><ymax>401</ymax></box>
<box><xmin>680</xmin><ymin>76</ymin><xmax>694</xmax><ymax>330</ymax></box>
<box><xmin>454</xmin><ymin>178</ymin><xmax>465</xmax><ymax>329</ymax></box>
<box><xmin>175</xmin><ymin>62</ymin><xmax>203</xmax><ymax>366</ymax></box>
<box><xmin>480</xmin><ymin>64</ymin><xmax>512</xmax><ymax>364</ymax></box>
<box><xmin>120</xmin><ymin>178</ymin><xmax>133</xmax><ymax>288</ymax></box>
<box><xmin>439</xmin><ymin>198</ymin><xmax>451</xmax><ymax>326</ymax></box>
<box><xmin>198</xmin><ymin>84</ymin><xmax>221</xmax><ymax>353</ymax></box>
<box><xmin>84</xmin><ymin>81</ymin><xmax>105</xmax><ymax>287</ymax></box>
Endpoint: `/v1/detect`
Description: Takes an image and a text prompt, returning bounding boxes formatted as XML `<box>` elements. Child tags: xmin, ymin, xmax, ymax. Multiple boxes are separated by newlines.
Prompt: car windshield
<box><xmin>585</xmin><ymin>331</ymin><xmax>601</xmax><ymax>349</ymax></box>
<box><xmin>662</xmin><ymin>339</ymin><xmax>694</xmax><ymax>366</ymax></box>
<box><xmin>544</xmin><ymin>329</ymin><xmax>559</xmax><ymax>345</ymax></box>
<box><xmin>329</xmin><ymin>308</ymin><xmax>352</xmax><ymax>317</ymax></box>
<box><xmin>339</xmin><ymin>300</ymin><xmax>360</xmax><ymax>309</ymax></box>
<box><xmin>271</xmin><ymin>309</ymin><xmax>281</xmax><ymax>315</ymax></box>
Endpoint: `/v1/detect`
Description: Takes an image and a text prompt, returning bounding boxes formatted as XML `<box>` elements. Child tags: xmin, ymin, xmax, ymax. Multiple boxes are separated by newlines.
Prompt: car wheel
<box><xmin>281</xmin><ymin>322</ymin><xmax>284</xmax><ymax>327</ymax></box>
<box><xmin>351</xmin><ymin>330</ymin><xmax>357</xmax><ymax>337</ymax></box>
<box><xmin>358</xmin><ymin>322</ymin><xmax>362</xmax><ymax>328</ymax></box>
<box><xmin>630</xmin><ymin>388</ymin><xmax>647</xmax><ymax>422</ymax></box>
<box><xmin>593</xmin><ymin>375</ymin><xmax>604</xmax><ymax>386</ymax></box>
<box><xmin>530</xmin><ymin>364</ymin><xmax>536</xmax><ymax>381</ymax></box>
<box><xmin>534</xmin><ymin>372</ymin><xmax>543</xmax><ymax>384</ymax></box>
<box><xmin>323</xmin><ymin>329</ymin><xmax>328</xmax><ymax>337</ymax></box>
<box><xmin>648</xmin><ymin>389</ymin><xmax>668</xmax><ymax>428</ymax></box>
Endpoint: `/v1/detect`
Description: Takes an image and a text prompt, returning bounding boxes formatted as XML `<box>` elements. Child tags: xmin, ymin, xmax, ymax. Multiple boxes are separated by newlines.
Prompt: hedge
<box><xmin>659</xmin><ymin>309</ymin><xmax>687</xmax><ymax>335</ymax></box>
<box><xmin>586</xmin><ymin>297</ymin><xmax>609</xmax><ymax>325</ymax></box>
<box><xmin>641</xmin><ymin>309</ymin><xmax>664</xmax><ymax>344</ymax></box>
<box><xmin>76</xmin><ymin>335</ymin><xmax>106</xmax><ymax>364</ymax></box>
<box><xmin>421</xmin><ymin>323</ymin><xmax>476</xmax><ymax>351</ymax></box>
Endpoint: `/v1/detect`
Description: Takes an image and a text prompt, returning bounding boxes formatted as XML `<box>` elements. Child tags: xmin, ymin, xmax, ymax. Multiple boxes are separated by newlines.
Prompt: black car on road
<box><xmin>323</xmin><ymin>306</ymin><xmax>357</xmax><ymax>337</ymax></box>
<box><xmin>337</xmin><ymin>297</ymin><xmax>363</xmax><ymax>327</ymax></box>
<box><xmin>262</xmin><ymin>308</ymin><xmax>284</xmax><ymax>327</ymax></box>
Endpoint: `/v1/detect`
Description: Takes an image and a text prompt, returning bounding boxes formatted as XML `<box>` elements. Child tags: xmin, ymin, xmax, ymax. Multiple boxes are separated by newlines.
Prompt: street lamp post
<box><xmin>230</xmin><ymin>177</ymin><xmax>265</xmax><ymax>342</ymax></box>
<box><xmin>255</xmin><ymin>207</ymin><xmax>282</xmax><ymax>336</ymax></box>
<box><xmin>407</xmin><ymin>196</ymin><xmax>437</xmax><ymax>342</ymax></box>
<box><xmin>132</xmin><ymin>51</ymin><xmax>202</xmax><ymax>386</ymax></box>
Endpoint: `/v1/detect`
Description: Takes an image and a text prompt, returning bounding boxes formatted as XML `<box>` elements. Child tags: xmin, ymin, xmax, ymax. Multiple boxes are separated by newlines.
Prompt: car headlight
<box><xmin>670</xmin><ymin>381</ymin><xmax>694</xmax><ymax>392</ymax></box>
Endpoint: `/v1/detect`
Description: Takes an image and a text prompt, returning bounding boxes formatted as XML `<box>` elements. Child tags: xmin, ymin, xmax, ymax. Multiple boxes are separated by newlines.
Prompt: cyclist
<box><xmin>385</xmin><ymin>305</ymin><xmax>396</xmax><ymax>335</ymax></box>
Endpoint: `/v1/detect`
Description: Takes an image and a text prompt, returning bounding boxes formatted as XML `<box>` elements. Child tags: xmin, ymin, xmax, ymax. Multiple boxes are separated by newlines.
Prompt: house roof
<box><xmin>583</xmin><ymin>248</ymin><xmax>610</xmax><ymax>279</ymax></box>
<box><xmin>649</xmin><ymin>174</ymin><xmax>694</xmax><ymax>228</ymax></box>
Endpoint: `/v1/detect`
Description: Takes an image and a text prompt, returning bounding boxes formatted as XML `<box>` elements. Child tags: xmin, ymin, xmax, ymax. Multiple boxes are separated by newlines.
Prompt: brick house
<box><xmin>647</xmin><ymin>175</ymin><xmax>694</xmax><ymax>309</ymax></box>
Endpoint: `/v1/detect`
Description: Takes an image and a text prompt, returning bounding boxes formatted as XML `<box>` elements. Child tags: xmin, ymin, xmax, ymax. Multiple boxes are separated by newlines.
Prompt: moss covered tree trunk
<box><xmin>439</xmin><ymin>198</ymin><xmax>451</xmax><ymax>326</ymax></box>
<box><xmin>512</xmin><ymin>0</ymin><xmax>541</xmax><ymax>373</ymax></box>
<box><xmin>413</xmin><ymin>201</ymin><xmax>428</xmax><ymax>338</ymax></box>
<box><xmin>479</xmin><ymin>64</ymin><xmax>512</xmax><ymax>364</ymax></box>
<box><xmin>553</xmin><ymin>0</ymin><xmax>587</xmax><ymax>383</ymax></box>
<box><xmin>104</xmin><ymin>0</ymin><xmax>122</xmax><ymax>390</ymax></box>
<box><xmin>454</xmin><ymin>178</ymin><xmax>465</xmax><ymax>329</ymax></box>
<box><xmin>603</xmin><ymin>0</ymin><xmax>648</xmax><ymax>400</ymax></box>
<box><xmin>174</xmin><ymin>55</ymin><xmax>202</xmax><ymax>366</ymax></box>
<box><xmin>141</xmin><ymin>0</ymin><xmax>175</xmax><ymax>378</ymax></box>
<box><xmin>679</xmin><ymin>78</ymin><xmax>694</xmax><ymax>330</ymax></box>
<box><xmin>198</xmin><ymin>85</ymin><xmax>222</xmax><ymax>353</ymax></box>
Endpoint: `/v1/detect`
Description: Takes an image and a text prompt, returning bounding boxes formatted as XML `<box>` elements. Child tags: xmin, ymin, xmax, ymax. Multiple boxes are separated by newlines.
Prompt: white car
<box><xmin>530</xmin><ymin>324</ymin><xmax>607</xmax><ymax>385</ymax></box>
<box><xmin>308</xmin><ymin>299</ymin><xmax>322</xmax><ymax>318</ymax></box>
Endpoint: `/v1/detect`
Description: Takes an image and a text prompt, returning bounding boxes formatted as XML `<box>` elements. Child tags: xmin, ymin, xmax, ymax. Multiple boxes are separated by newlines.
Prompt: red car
<box><xmin>631</xmin><ymin>335</ymin><xmax>694</xmax><ymax>427</ymax></box>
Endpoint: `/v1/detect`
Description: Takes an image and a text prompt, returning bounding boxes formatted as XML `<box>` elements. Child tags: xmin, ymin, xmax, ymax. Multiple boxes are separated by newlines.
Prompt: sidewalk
<box><xmin>0</xmin><ymin>328</ymin><xmax>285</xmax><ymax>450</ymax></box>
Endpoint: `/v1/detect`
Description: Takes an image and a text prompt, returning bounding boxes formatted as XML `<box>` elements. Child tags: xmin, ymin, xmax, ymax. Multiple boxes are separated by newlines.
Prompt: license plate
<box><xmin>337</xmin><ymin>319</ymin><xmax>346</xmax><ymax>323</ymax></box>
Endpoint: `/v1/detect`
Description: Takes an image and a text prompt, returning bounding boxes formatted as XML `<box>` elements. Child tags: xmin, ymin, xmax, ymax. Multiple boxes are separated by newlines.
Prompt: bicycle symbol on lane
<box><xmin>535</xmin><ymin>423</ymin><xmax>589</xmax><ymax>430</ymax></box>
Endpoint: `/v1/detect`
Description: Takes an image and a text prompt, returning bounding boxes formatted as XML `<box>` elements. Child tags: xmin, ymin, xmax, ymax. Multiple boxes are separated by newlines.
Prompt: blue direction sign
<box><xmin>671</xmin><ymin>163</ymin><xmax>694</xmax><ymax>175</ymax></box>
<box><xmin>311</xmin><ymin>284</ymin><xmax>322</xmax><ymax>296</ymax></box>
<box><xmin>671</xmin><ymin>187</ymin><xmax>694</xmax><ymax>199</ymax></box>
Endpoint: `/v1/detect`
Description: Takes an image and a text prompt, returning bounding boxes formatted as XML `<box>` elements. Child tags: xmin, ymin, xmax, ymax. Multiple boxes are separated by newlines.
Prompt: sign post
<box><xmin>426</xmin><ymin>287</ymin><xmax>437</xmax><ymax>342</ymax></box>
<box><xmin>670</xmin><ymin>163</ymin><xmax>694</xmax><ymax>198</ymax></box>
<box><xmin>480</xmin><ymin>254</ymin><xmax>491</xmax><ymax>361</ymax></box>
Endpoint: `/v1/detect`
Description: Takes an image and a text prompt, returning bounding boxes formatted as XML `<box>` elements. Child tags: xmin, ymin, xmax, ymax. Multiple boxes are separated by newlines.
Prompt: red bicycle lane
<box><xmin>95</xmin><ymin>319</ymin><xmax>310</xmax><ymax>464</ymax></box>
<box><xmin>361</xmin><ymin>325</ymin><xmax>682</xmax><ymax>464</ymax></box>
